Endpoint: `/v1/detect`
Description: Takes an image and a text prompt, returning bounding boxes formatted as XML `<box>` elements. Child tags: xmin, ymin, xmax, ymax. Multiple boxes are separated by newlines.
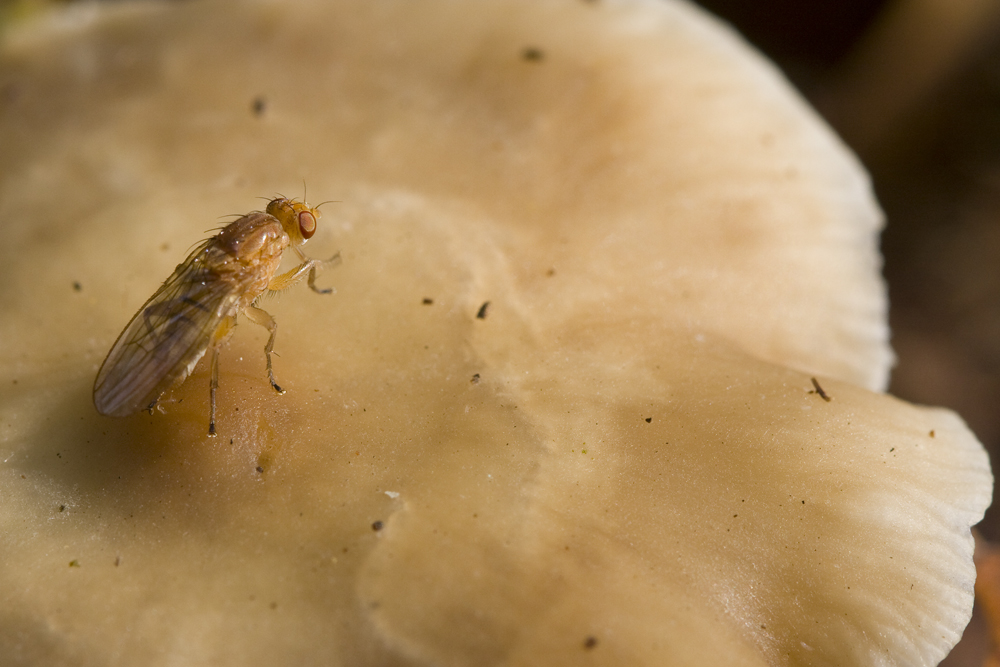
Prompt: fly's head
<box><xmin>266</xmin><ymin>197</ymin><xmax>320</xmax><ymax>247</ymax></box>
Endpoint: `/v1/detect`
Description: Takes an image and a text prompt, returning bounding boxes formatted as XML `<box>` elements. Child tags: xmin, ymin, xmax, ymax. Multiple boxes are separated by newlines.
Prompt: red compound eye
<box><xmin>298</xmin><ymin>210</ymin><xmax>316</xmax><ymax>239</ymax></box>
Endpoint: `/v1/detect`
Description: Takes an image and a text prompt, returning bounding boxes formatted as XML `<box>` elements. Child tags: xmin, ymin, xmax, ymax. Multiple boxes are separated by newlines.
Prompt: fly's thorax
<box><xmin>215</xmin><ymin>213</ymin><xmax>289</xmax><ymax>261</ymax></box>
<box><xmin>265</xmin><ymin>197</ymin><xmax>321</xmax><ymax>247</ymax></box>
<box><xmin>207</xmin><ymin>213</ymin><xmax>290</xmax><ymax>307</ymax></box>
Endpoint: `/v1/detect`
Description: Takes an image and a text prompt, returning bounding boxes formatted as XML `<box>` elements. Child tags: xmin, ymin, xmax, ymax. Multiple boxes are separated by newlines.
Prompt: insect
<box><xmin>93</xmin><ymin>197</ymin><xmax>340</xmax><ymax>436</ymax></box>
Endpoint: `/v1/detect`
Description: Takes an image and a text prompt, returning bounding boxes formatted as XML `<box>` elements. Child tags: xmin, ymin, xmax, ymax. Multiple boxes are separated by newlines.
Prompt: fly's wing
<box><xmin>93</xmin><ymin>240</ymin><xmax>241</xmax><ymax>417</ymax></box>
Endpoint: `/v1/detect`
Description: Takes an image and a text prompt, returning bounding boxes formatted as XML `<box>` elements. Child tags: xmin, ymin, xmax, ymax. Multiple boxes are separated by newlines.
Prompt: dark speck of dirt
<box><xmin>809</xmin><ymin>377</ymin><xmax>831</xmax><ymax>402</ymax></box>
<box><xmin>251</xmin><ymin>96</ymin><xmax>267</xmax><ymax>116</ymax></box>
<box><xmin>522</xmin><ymin>47</ymin><xmax>545</xmax><ymax>62</ymax></box>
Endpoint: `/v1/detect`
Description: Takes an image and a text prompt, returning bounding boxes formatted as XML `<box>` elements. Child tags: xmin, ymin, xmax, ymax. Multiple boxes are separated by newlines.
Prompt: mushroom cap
<box><xmin>0</xmin><ymin>1</ymin><xmax>989</xmax><ymax>666</ymax></box>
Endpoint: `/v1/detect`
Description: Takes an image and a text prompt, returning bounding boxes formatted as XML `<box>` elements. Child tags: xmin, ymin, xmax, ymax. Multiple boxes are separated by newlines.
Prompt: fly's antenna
<box><xmin>315</xmin><ymin>200</ymin><xmax>341</xmax><ymax>210</ymax></box>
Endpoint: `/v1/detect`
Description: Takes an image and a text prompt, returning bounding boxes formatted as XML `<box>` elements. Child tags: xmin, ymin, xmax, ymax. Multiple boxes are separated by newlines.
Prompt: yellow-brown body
<box><xmin>93</xmin><ymin>197</ymin><xmax>339</xmax><ymax>435</ymax></box>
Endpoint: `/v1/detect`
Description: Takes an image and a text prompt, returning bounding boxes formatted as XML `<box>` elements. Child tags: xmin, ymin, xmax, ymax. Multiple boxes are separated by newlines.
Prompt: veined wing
<box><xmin>94</xmin><ymin>240</ymin><xmax>242</xmax><ymax>417</ymax></box>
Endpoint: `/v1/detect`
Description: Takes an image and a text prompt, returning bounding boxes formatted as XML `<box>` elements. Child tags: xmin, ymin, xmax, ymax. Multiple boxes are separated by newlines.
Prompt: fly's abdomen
<box><xmin>93</xmin><ymin>260</ymin><xmax>239</xmax><ymax>416</ymax></box>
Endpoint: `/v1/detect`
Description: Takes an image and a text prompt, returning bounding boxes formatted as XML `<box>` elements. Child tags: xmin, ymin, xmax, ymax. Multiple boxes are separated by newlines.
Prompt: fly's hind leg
<box><xmin>207</xmin><ymin>317</ymin><xmax>236</xmax><ymax>437</ymax></box>
<box><xmin>244</xmin><ymin>305</ymin><xmax>284</xmax><ymax>395</ymax></box>
<box><xmin>208</xmin><ymin>344</ymin><xmax>220</xmax><ymax>437</ymax></box>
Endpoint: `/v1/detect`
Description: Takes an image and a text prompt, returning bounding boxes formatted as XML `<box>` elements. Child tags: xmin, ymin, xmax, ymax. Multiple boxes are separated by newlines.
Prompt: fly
<box><xmin>93</xmin><ymin>197</ymin><xmax>340</xmax><ymax>436</ymax></box>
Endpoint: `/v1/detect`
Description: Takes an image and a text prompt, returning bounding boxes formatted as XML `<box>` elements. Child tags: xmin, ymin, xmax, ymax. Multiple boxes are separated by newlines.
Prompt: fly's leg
<box><xmin>306</xmin><ymin>251</ymin><xmax>342</xmax><ymax>294</ymax></box>
<box><xmin>307</xmin><ymin>252</ymin><xmax>342</xmax><ymax>294</ymax></box>
<box><xmin>244</xmin><ymin>305</ymin><xmax>284</xmax><ymax>395</ymax></box>
<box><xmin>268</xmin><ymin>248</ymin><xmax>341</xmax><ymax>294</ymax></box>
<box><xmin>208</xmin><ymin>343</ymin><xmax>220</xmax><ymax>437</ymax></box>
<box><xmin>207</xmin><ymin>317</ymin><xmax>235</xmax><ymax>437</ymax></box>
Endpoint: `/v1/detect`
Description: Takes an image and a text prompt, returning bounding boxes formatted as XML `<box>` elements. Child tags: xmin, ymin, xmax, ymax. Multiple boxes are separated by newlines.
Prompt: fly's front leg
<box><xmin>268</xmin><ymin>248</ymin><xmax>341</xmax><ymax>294</ymax></box>
<box><xmin>306</xmin><ymin>250</ymin><xmax>342</xmax><ymax>294</ymax></box>
<box><xmin>244</xmin><ymin>305</ymin><xmax>284</xmax><ymax>395</ymax></box>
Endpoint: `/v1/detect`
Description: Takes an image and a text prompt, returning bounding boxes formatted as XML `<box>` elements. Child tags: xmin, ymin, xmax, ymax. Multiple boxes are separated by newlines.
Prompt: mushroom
<box><xmin>0</xmin><ymin>1</ymin><xmax>990</xmax><ymax>665</ymax></box>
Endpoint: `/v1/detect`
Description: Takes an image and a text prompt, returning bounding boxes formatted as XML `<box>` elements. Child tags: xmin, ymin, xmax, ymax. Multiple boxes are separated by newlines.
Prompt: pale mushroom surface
<box><xmin>0</xmin><ymin>1</ymin><xmax>989</xmax><ymax>666</ymax></box>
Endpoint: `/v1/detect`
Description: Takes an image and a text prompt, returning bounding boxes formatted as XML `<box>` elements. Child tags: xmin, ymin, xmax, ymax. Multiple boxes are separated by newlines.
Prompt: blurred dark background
<box><xmin>691</xmin><ymin>1</ymin><xmax>1000</xmax><ymax>663</ymax></box>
